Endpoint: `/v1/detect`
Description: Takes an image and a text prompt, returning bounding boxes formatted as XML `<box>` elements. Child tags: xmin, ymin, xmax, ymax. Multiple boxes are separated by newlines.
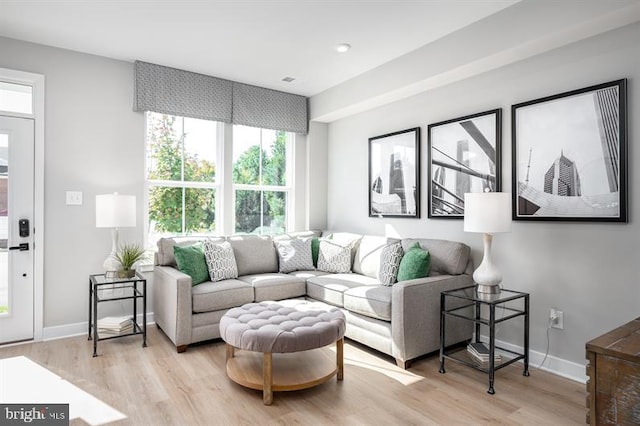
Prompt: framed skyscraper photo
<box><xmin>369</xmin><ymin>127</ymin><xmax>420</xmax><ymax>218</ymax></box>
<box><xmin>427</xmin><ymin>109</ymin><xmax>502</xmax><ymax>218</ymax></box>
<box><xmin>512</xmin><ymin>79</ymin><xmax>627</xmax><ymax>222</ymax></box>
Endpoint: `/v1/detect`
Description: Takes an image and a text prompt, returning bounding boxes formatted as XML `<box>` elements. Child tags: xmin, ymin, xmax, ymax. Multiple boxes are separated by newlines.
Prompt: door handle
<box><xmin>9</xmin><ymin>243</ymin><xmax>29</xmax><ymax>251</ymax></box>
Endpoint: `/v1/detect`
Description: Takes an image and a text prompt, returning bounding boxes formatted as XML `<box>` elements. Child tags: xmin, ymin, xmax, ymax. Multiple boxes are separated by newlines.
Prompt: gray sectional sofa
<box><xmin>153</xmin><ymin>231</ymin><xmax>474</xmax><ymax>368</ymax></box>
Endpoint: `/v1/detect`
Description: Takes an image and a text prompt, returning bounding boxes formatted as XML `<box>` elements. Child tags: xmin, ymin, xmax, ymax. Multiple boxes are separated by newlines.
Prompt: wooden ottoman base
<box><xmin>226</xmin><ymin>338</ymin><xmax>344</xmax><ymax>405</ymax></box>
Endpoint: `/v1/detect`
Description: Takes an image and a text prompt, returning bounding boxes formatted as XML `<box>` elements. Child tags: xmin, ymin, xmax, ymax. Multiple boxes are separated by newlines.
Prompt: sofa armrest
<box><xmin>391</xmin><ymin>274</ymin><xmax>473</xmax><ymax>363</ymax></box>
<box><xmin>153</xmin><ymin>265</ymin><xmax>193</xmax><ymax>348</ymax></box>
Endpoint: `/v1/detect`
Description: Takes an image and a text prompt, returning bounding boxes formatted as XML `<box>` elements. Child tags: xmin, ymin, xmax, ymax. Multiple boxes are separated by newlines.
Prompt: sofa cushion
<box><xmin>203</xmin><ymin>240</ymin><xmax>239</xmax><ymax>282</ymax></box>
<box><xmin>274</xmin><ymin>238</ymin><xmax>315</xmax><ymax>273</ymax></box>
<box><xmin>353</xmin><ymin>235</ymin><xmax>399</xmax><ymax>278</ymax></box>
<box><xmin>401</xmin><ymin>238</ymin><xmax>470</xmax><ymax>276</ymax></box>
<box><xmin>173</xmin><ymin>243</ymin><xmax>209</xmax><ymax>286</ymax></box>
<box><xmin>323</xmin><ymin>232</ymin><xmax>363</xmax><ymax>265</ymax></box>
<box><xmin>306</xmin><ymin>274</ymin><xmax>380</xmax><ymax>307</ymax></box>
<box><xmin>191</xmin><ymin>279</ymin><xmax>253</xmax><ymax>313</ymax></box>
<box><xmin>227</xmin><ymin>235</ymin><xmax>278</xmax><ymax>276</ymax></box>
<box><xmin>157</xmin><ymin>236</ymin><xmax>223</xmax><ymax>266</ymax></box>
<box><xmin>288</xmin><ymin>270</ymin><xmax>329</xmax><ymax>279</ymax></box>
<box><xmin>397</xmin><ymin>243</ymin><xmax>430</xmax><ymax>281</ymax></box>
<box><xmin>238</xmin><ymin>273</ymin><xmax>307</xmax><ymax>301</ymax></box>
<box><xmin>317</xmin><ymin>240</ymin><xmax>352</xmax><ymax>273</ymax></box>
<box><xmin>378</xmin><ymin>242</ymin><xmax>404</xmax><ymax>285</ymax></box>
<box><xmin>343</xmin><ymin>285</ymin><xmax>392</xmax><ymax>321</ymax></box>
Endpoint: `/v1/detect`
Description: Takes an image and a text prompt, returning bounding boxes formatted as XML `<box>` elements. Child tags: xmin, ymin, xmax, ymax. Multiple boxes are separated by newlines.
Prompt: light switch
<box><xmin>66</xmin><ymin>191</ymin><xmax>83</xmax><ymax>206</ymax></box>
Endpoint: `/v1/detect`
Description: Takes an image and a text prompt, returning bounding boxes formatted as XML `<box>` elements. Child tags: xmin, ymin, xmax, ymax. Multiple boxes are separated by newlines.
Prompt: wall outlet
<box><xmin>550</xmin><ymin>308</ymin><xmax>564</xmax><ymax>329</ymax></box>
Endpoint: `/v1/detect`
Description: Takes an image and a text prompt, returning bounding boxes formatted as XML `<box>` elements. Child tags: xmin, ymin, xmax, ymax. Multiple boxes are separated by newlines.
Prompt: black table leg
<box><xmin>523</xmin><ymin>294</ymin><xmax>530</xmax><ymax>377</ymax></box>
<box><xmin>142</xmin><ymin>279</ymin><xmax>147</xmax><ymax>347</ymax></box>
<box><xmin>488</xmin><ymin>304</ymin><xmax>496</xmax><ymax>394</ymax></box>
<box><xmin>92</xmin><ymin>282</ymin><xmax>98</xmax><ymax>357</ymax></box>
<box><xmin>88</xmin><ymin>278</ymin><xmax>92</xmax><ymax>340</ymax></box>
<box><xmin>439</xmin><ymin>292</ymin><xmax>446</xmax><ymax>374</ymax></box>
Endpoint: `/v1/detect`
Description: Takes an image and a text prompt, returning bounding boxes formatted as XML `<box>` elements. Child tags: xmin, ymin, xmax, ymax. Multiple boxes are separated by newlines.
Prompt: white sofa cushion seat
<box><xmin>238</xmin><ymin>273</ymin><xmax>306</xmax><ymax>302</ymax></box>
<box><xmin>287</xmin><ymin>270</ymin><xmax>329</xmax><ymax>279</ymax></box>
<box><xmin>191</xmin><ymin>279</ymin><xmax>253</xmax><ymax>313</ymax></box>
<box><xmin>306</xmin><ymin>273</ymin><xmax>380</xmax><ymax>307</ymax></box>
<box><xmin>343</xmin><ymin>285</ymin><xmax>392</xmax><ymax>321</ymax></box>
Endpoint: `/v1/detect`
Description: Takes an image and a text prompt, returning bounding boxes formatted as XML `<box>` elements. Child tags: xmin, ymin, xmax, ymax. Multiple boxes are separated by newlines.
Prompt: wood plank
<box><xmin>0</xmin><ymin>327</ymin><xmax>586</xmax><ymax>424</ymax></box>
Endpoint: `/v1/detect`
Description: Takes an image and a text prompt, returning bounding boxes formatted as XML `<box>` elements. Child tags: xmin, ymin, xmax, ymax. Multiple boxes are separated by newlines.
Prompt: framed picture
<box><xmin>512</xmin><ymin>79</ymin><xmax>627</xmax><ymax>222</ymax></box>
<box><xmin>427</xmin><ymin>109</ymin><xmax>502</xmax><ymax>218</ymax></box>
<box><xmin>368</xmin><ymin>127</ymin><xmax>420</xmax><ymax>218</ymax></box>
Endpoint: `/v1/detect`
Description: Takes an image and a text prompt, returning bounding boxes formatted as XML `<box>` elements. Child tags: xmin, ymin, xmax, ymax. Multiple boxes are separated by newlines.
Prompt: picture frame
<box><xmin>368</xmin><ymin>127</ymin><xmax>420</xmax><ymax>218</ymax></box>
<box><xmin>427</xmin><ymin>109</ymin><xmax>502</xmax><ymax>218</ymax></box>
<box><xmin>512</xmin><ymin>79</ymin><xmax>627</xmax><ymax>222</ymax></box>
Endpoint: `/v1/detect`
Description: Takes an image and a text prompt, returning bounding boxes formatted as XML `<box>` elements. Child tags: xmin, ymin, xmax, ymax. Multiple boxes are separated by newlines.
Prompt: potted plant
<box><xmin>115</xmin><ymin>243</ymin><xmax>148</xmax><ymax>278</ymax></box>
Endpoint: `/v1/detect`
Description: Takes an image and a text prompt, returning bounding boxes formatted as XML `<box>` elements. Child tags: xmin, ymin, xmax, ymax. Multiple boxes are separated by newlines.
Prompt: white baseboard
<box><xmin>43</xmin><ymin>313</ymin><xmax>155</xmax><ymax>342</ymax></box>
<box><xmin>482</xmin><ymin>337</ymin><xmax>587</xmax><ymax>383</ymax></box>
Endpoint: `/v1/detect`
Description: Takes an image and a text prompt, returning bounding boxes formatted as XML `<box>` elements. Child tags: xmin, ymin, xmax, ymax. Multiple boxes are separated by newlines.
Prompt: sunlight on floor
<box><xmin>0</xmin><ymin>356</ymin><xmax>126</xmax><ymax>425</ymax></box>
<box><xmin>329</xmin><ymin>344</ymin><xmax>425</xmax><ymax>386</ymax></box>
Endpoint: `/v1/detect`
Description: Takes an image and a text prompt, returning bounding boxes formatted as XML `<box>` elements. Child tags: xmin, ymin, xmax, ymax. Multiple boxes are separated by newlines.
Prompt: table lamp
<box><xmin>463</xmin><ymin>192</ymin><xmax>511</xmax><ymax>294</ymax></box>
<box><xmin>96</xmin><ymin>193</ymin><xmax>136</xmax><ymax>279</ymax></box>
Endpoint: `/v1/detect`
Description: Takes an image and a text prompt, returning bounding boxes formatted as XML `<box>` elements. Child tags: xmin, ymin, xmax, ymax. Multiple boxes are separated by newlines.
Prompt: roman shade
<box><xmin>133</xmin><ymin>60</ymin><xmax>308</xmax><ymax>134</ymax></box>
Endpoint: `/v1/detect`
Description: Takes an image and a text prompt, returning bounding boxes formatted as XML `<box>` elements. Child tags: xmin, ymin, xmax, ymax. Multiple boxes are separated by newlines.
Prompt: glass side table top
<box><xmin>442</xmin><ymin>285</ymin><xmax>528</xmax><ymax>304</ymax></box>
<box><xmin>90</xmin><ymin>272</ymin><xmax>145</xmax><ymax>284</ymax></box>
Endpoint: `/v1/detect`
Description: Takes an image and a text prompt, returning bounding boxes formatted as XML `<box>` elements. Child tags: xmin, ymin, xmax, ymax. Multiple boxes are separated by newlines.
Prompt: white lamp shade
<box><xmin>464</xmin><ymin>192</ymin><xmax>511</xmax><ymax>234</ymax></box>
<box><xmin>96</xmin><ymin>193</ymin><xmax>136</xmax><ymax>228</ymax></box>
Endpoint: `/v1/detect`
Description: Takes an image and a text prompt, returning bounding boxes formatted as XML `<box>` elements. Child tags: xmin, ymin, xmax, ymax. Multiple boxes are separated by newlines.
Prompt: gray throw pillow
<box><xmin>317</xmin><ymin>240</ymin><xmax>352</xmax><ymax>273</ymax></box>
<box><xmin>275</xmin><ymin>238</ymin><xmax>315</xmax><ymax>273</ymax></box>
<box><xmin>203</xmin><ymin>239</ymin><xmax>238</xmax><ymax>282</ymax></box>
<box><xmin>377</xmin><ymin>242</ymin><xmax>404</xmax><ymax>285</ymax></box>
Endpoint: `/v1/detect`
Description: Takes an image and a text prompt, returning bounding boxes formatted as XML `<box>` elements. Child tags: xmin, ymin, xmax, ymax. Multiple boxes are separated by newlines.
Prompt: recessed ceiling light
<box><xmin>281</xmin><ymin>76</ymin><xmax>295</xmax><ymax>83</ymax></box>
<box><xmin>336</xmin><ymin>43</ymin><xmax>351</xmax><ymax>53</ymax></box>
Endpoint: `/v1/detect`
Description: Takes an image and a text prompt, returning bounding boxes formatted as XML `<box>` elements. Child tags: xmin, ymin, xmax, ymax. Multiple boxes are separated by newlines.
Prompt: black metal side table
<box><xmin>439</xmin><ymin>285</ymin><xmax>529</xmax><ymax>394</ymax></box>
<box><xmin>88</xmin><ymin>272</ymin><xmax>147</xmax><ymax>357</ymax></box>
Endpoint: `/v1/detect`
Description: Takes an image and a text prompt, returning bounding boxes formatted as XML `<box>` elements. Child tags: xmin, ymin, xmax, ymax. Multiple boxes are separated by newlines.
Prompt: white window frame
<box><xmin>231</xmin><ymin>127</ymin><xmax>294</xmax><ymax>235</ymax></box>
<box><xmin>143</xmin><ymin>113</ymin><xmax>223</xmax><ymax>250</ymax></box>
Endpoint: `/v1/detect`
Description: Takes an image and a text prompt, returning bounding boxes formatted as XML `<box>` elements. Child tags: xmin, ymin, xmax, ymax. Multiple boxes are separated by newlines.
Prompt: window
<box><xmin>145</xmin><ymin>113</ymin><xmax>219</xmax><ymax>244</ymax></box>
<box><xmin>233</xmin><ymin>126</ymin><xmax>292</xmax><ymax>235</ymax></box>
<box><xmin>0</xmin><ymin>81</ymin><xmax>32</xmax><ymax>114</ymax></box>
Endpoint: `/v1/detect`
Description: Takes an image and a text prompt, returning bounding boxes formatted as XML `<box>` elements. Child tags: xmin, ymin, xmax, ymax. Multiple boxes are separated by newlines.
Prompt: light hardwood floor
<box><xmin>0</xmin><ymin>327</ymin><xmax>586</xmax><ymax>425</ymax></box>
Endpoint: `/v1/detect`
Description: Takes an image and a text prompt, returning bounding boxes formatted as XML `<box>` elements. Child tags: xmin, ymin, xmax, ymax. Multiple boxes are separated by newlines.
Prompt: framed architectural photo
<box><xmin>368</xmin><ymin>127</ymin><xmax>420</xmax><ymax>218</ymax></box>
<box><xmin>427</xmin><ymin>109</ymin><xmax>501</xmax><ymax>218</ymax></box>
<box><xmin>512</xmin><ymin>79</ymin><xmax>627</xmax><ymax>222</ymax></box>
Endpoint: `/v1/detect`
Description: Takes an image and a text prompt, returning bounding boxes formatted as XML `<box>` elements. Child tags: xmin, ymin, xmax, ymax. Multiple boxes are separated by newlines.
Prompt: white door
<box><xmin>0</xmin><ymin>116</ymin><xmax>35</xmax><ymax>343</ymax></box>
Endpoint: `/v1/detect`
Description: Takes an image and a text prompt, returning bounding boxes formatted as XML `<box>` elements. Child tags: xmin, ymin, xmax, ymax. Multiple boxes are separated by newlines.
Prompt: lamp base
<box><xmin>476</xmin><ymin>283</ymin><xmax>501</xmax><ymax>294</ymax></box>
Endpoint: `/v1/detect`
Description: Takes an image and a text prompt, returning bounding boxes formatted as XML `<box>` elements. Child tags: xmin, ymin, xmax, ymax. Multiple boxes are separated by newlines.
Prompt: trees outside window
<box><xmin>146</xmin><ymin>113</ymin><xmax>218</xmax><ymax>243</ymax></box>
<box><xmin>145</xmin><ymin>114</ymin><xmax>292</xmax><ymax>244</ymax></box>
<box><xmin>233</xmin><ymin>126</ymin><xmax>291</xmax><ymax>235</ymax></box>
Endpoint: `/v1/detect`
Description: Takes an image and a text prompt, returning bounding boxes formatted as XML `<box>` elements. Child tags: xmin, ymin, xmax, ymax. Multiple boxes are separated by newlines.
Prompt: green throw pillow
<box><xmin>311</xmin><ymin>238</ymin><xmax>320</xmax><ymax>267</ymax></box>
<box><xmin>174</xmin><ymin>243</ymin><xmax>209</xmax><ymax>286</ymax></box>
<box><xmin>396</xmin><ymin>243</ymin><xmax>430</xmax><ymax>281</ymax></box>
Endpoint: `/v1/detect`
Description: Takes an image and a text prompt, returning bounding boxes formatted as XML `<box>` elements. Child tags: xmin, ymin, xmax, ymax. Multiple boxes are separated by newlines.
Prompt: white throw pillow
<box><xmin>275</xmin><ymin>238</ymin><xmax>315</xmax><ymax>273</ymax></box>
<box><xmin>317</xmin><ymin>240</ymin><xmax>352</xmax><ymax>273</ymax></box>
<box><xmin>377</xmin><ymin>242</ymin><xmax>404</xmax><ymax>285</ymax></box>
<box><xmin>203</xmin><ymin>239</ymin><xmax>238</xmax><ymax>282</ymax></box>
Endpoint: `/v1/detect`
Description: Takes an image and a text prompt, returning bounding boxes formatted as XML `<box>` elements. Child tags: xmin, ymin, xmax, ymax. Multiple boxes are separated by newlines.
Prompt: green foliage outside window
<box><xmin>147</xmin><ymin>114</ymin><xmax>288</xmax><ymax>236</ymax></box>
<box><xmin>233</xmin><ymin>131</ymin><xmax>288</xmax><ymax>234</ymax></box>
<box><xmin>147</xmin><ymin>114</ymin><xmax>216</xmax><ymax>234</ymax></box>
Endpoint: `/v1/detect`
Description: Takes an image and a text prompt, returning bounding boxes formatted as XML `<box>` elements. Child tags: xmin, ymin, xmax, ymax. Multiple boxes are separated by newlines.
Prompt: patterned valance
<box><xmin>233</xmin><ymin>83</ymin><xmax>308</xmax><ymax>134</ymax></box>
<box><xmin>133</xmin><ymin>61</ymin><xmax>308</xmax><ymax>134</ymax></box>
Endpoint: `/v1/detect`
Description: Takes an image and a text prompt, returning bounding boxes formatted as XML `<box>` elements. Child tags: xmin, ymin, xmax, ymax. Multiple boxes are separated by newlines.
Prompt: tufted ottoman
<box><xmin>219</xmin><ymin>300</ymin><xmax>346</xmax><ymax>405</ymax></box>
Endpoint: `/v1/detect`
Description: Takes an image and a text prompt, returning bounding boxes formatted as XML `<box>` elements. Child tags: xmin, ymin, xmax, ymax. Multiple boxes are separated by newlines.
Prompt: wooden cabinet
<box><xmin>585</xmin><ymin>317</ymin><xmax>640</xmax><ymax>425</ymax></box>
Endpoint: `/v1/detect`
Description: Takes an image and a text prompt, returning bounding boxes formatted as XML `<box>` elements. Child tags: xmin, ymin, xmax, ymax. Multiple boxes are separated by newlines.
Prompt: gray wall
<box><xmin>324</xmin><ymin>23</ymin><xmax>640</xmax><ymax>368</ymax></box>
<box><xmin>0</xmin><ymin>36</ymin><xmax>312</xmax><ymax>330</ymax></box>
<box><xmin>0</xmin><ymin>36</ymin><xmax>145</xmax><ymax>328</ymax></box>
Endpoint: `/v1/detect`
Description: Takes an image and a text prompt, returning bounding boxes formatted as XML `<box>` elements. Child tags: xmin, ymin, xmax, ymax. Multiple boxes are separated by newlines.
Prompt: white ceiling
<box><xmin>0</xmin><ymin>0</ymin><xmax>520</xmax><ymax>96</ymax></box>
